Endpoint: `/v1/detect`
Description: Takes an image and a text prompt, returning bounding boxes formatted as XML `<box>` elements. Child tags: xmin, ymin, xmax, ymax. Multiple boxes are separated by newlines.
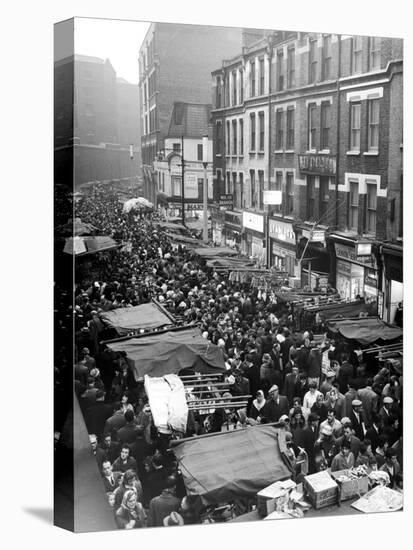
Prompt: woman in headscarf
<box><xmin>115</xmin><ymin>489</ymin><xmax>146</xmax><ymax>529</ymax></box>
<box><xmin>248</xmin><ymin>390</ymin><xmax>266</xmax><ymax>423</ymax></box>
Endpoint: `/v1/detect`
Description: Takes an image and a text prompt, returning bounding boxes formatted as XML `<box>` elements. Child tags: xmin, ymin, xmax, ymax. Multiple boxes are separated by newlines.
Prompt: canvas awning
<box><xmin>193</xmin><ymin>246</ymin><xmax>238</xmax><ymax>258</ymax></box>
<box><xmin>326</xmin><ymin>317</ymin><xmax>402</xmax><ymax>344</ymax></box>
<box><xmin>63</xmin><ymin>235</ymin><xmax>121</xmax><ymax>256</ymax></box>
<box><xmin>156</xmin><ymin>222</ymin><xmax>188</xmax><ymax>235</ymax></box>
<box><xmin>163</xmin><ymin>232</ymin><xmax>202</xmax><ymax>245</ymax></box>
<box><xmin>171</xmin><ymin>424</ymin><xmax>293</xmax><ymax>505</ymax></box>
<box><xmin>99</xmin><ymin>302</ymin><xmax>174</xmax><ymax>336</ymax></box>
<box><xmin>304</xmin><ymin>300</ymin><xmax>372</xmax><ymax>319</ymax></box>
<box><xmin>106</xmin><ymin>328</ymin><xmax>226</xmax><ymax>378</ymax></box>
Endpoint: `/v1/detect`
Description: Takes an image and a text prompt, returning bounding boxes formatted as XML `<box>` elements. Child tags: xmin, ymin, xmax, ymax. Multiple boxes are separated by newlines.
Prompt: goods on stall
<box><xmin>330</xmin><ymin>466</ymin><xmax>369</xmax><ymax>501</ymax></box>
<box><xmin>302</xmin><ymin>471</ymin><xmax>338</xmax><ymax>509</ymax></box>
<box><xmin>144</xmin><ymin>374</ymin><xmax>188</xmax><ymax>434</ymax></box>
<box><xmin>256</xmin><ymin>479</ymin><xmax>296</xmax><ymax>516</ymax></box>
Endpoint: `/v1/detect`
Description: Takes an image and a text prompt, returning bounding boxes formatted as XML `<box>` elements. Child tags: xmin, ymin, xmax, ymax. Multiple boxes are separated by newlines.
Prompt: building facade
<box><xmin>210</xmin><ymin>30</ymin><xmax>403</xmax><ymax>316</ymax></box>
<box><xmin>138</xmin><ymin>23</ymin><xmax>243</xmax><ymax>205</ymax></box>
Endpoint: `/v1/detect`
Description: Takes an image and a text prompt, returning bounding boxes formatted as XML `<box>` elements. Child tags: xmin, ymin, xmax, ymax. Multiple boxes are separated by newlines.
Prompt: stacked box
<box><xmin>330</xmin><ymin>470</ymin><xmax>369</xmax><ymax>501</ymax></box>
<box><xmin>302</xmin><ymin>471</ymin><xmax>339</xmax><ymax>509</ymax></box>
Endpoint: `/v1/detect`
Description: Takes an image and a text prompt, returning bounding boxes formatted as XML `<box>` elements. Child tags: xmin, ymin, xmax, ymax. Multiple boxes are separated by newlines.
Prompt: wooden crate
<box><xmin>330</xmin><ymin>470</ymin><xmax>369</xmax><ymax>501</ymax></box>
<box><xmin>302</xmin><ymin>471</ymin><xmax>338</xmax><ymax>509</ymax></box>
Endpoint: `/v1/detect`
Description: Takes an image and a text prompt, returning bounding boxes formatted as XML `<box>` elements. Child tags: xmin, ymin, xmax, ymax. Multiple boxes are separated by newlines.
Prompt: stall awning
<box><xmin>63</xmin><ymin>235</ymin><xmax>121</xmax><ymax>256</ymax></box>
<box><xmin>193</xmin><ymin>247</ymin><xmax>238</xmax><ymax>258</ymax></box>
<box><xmin>106</xmin><ymin>328</ymin><xmax>226</xmax><ymax>378</ymax></box>
<box><xmin>163</xmin><ymin>232</ymin><xmax>203</xmax><ymax>245</ymax></box>
<box><xmin>99</xmin><ymin>302</ymin><xmax>173</xmax><ymax>336</ymax></box>
<box><xmin>326</xmin><ymin>317</ymin><xmax>402</xmax><ymax>344</ymax></box>
<box><xmin>171</xmin><ymin>425</ymin><xmax>293</xmax><ymax>505</ymax></box>
<box><xmin>305</xmin><ymin>300</ymin><xmax>373</xmax><ymax>319</ymax></box>
<box><xmin>156</xmin><ymin>222</ymin><xmax>188</xmax><ymax>235</ymax></box>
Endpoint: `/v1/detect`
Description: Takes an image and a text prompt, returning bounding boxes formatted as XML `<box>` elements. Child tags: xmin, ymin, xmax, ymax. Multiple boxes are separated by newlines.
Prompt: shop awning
<box><xmin>304</xmin><ymin>300</ymin><xmax>373</xmax><ymax>320</ymax></box>
<box><xmin>156</xmin><ymin>221</ymin><xmax>188</xmax><ymax>234</ymax></box>
<box><xmin>106</xmin><ymin>328</ymin><xmax>226</xmax><ymax>378</ymax></box>
<box><xmin>99</xmin><ymin>302</ymin><xmax>174</xmax><ymax>336</ymax></box>
<box><xmin>171</xmin><ymin>425</ymin><xmax>293</xmax><ymax>505</ymax></box>
<box><xmin>163</xmin><ymin>232</ymin><xmax>203</xmax><ymax>245</ymax></box>
<box><xmin>193</xmin><ymin>247</ymin><xmax>238</xmax><ymax>258</ymax></box>
<box><xmin>63</xmin><ymin>235</ymin><xmax>121</xmax><ymax>256</ymax></box>
<box><xmin>206</xmin><ymin>257</ymin><xmax>254</xmax><ymax>269</ymax></box>
<box><xmin>326</xmin><ymin>317</ymin><xmax>402</xmax><ymax>344</ymax></box>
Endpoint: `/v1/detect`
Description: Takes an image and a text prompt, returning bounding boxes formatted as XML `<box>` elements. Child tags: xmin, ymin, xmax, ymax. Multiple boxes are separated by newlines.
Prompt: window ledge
<box><xmin>215</xmin><ymin>154</ymin><xmax>222</xmax><ymax>158</ymax></box>
<box><xmin>306</xmin><ymin>150</ymin><xmax>317</xmax><ymax>154</ymax></box>
<box><xmin>257</xmin><ymin>150</ymin><xmax>265</xmax><ymax>155</ymax></box>
<box><xmin>249</xmin><ymin>151</ymin><xmax>256</xmax><ymax>154</ymax></box>
<box><xmin>319</xmin><ymin>149</ymin><xmax>331</xmax><ymax>154</ymax></box>
<box><xmin>363</xmin><ymin>151</ymin><xmax>379</xmax><ymax>156</ymax></box>
<box><xmin>285</xmin><ymin>149</ymin><xmax>295</xmax><ymax>154</ymax></box>
<box><xmin>238</xmin><ymin>154</ymin><xmax>244</xmax><ymax>159</ymax></box>
<box><xmin>274</xmin><ymin>149</ymin><xmax>284</xmax><ymax>154</ymax></box>
<box><xmin>346</xmin><ymin>150</ymin><xmax>360</xmax><ymax>156</ymax></box>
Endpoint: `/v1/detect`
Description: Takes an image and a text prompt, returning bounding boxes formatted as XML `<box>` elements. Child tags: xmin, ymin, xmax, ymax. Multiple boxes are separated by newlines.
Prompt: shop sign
<box><xmin>224</xmin><ymin>211</ymin><xmax>242</xmax><ymax>228</ymax></box>
<box><xmin>335</xmin><ymin>243</ymin><xmax>376</xmax><ymax>269</ymax></box>
<box><xmin>268</xmin><ymin>219</ymin><xmax>295</xmax><ymax>244</ymax></box>
<box><xmin>263</xmin><ymin>190</ymin><xmax>282</xmax><ymax>205</ymax></box>
<box><xmin>243</xmin><ymin>211</ymin><xmax>264</xmax><ymax>233</ymax></box>
<box><xmin>219</xmin><ymin>194</ymin><xmax>234</xmax><ymax>208</ymax></box>
<box><xmin>302</xmin><ymin>228</ymin><xmax>326</xmax><ymax>243</ymax></box>
<box><xmin>298</xmin><ymin>154</ymin><xmax>337</xmax><ymax>175</ymax></box>
<box><xmin>336</xmin><ymin>259</ymin><xmax>351</xmax><ymax>276</ymax></box>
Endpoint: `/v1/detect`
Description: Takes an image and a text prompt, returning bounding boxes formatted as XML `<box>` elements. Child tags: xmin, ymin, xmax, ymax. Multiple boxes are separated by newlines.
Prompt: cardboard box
<box><xmin>302</xmin><ymin>471</ymin><xmax>339</xmax><ymax>509</ymax></box>
<box><xmin>256</xmin><ymin>480</ymin><xmax>296</xmax><ymax>517</ymax></box>
<box><xmin>330</xmin><ymin>470</ymin><xmax>369</xmax><ymax>501</ymax></box>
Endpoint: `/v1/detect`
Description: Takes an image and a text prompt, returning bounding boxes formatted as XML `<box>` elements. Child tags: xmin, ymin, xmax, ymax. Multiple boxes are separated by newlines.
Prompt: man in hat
<box><xmin>261</xmin><ymin>385</ymin><xmax>289</xmax><ymax>422</ymax></box>
<box><xmin>378</xmin><ymin>396</ymin><xmax>396</xmax><ymax>430</ymax></box>
<box><xmin>349</xmin><ymin>399</ymin><xmax>367</xmax><ymax>440</ymax></box>
<box><xmin>320</xmin><ymin>371</ymin><xmax>335</xmax><ymax>396</ymax></box>
<box><xmin>358</xmin><ymin>378</ymin><xmax>379</xmax><ymax>427</ymax></box>
<box><xmin>148</xmin><ymin>476</ymin><xmax>181</xmax><ymax>527</ymax></box>
<box><xmin>314</xmin><ymin>424</ymin><xmax>337</xmax><ymax>468</ymax></box>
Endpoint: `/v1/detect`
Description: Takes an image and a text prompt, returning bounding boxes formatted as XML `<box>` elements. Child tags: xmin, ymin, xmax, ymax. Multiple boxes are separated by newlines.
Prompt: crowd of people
<box><xmin>56</xmin><ymin>190</ymin><xmax>403</xmax><ymax>529</ymax></box>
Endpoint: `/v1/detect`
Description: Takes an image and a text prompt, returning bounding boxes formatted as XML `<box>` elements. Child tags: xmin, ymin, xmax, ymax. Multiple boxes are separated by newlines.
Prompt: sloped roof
<box><xmin>167</xmin><ymin>102</ymin><xmax>212</xmax><ymax>138</ymax></box>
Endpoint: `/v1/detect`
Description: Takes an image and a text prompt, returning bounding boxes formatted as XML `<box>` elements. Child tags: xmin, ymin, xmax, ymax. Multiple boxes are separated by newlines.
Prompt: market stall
<box><xmin>105</xmin><ymin>327</ymin><xmax>226</xmax><ymax>379</ymax></box>
<box><xmin>326</xmin><ymin>317</ymin><xmax>403</xmax><ymax>345</ymax></box>
<box><xmin>63</xmin><ymin>235</ymin><xmax>122</xmax><ymax>256</ymax></box>
<box><xmin>170</xmin><ymin>424</ymin><xmax>293</xmax><ymax>506</ymax></box>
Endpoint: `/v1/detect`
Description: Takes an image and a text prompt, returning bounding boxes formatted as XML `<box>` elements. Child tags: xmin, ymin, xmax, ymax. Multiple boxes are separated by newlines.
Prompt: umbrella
<box><xmin>123</xmin><ymin>197</ymin><xmax>154</xmax><ymax>213</ymax></box>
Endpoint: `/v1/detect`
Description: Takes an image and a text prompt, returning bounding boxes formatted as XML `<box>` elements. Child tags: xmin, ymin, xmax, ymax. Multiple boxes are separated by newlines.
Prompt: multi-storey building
<box><xmin>210</xmin><ymin>30</ymin><xmax>403</xmax><ymax>316</ymax></box>
<box><xmin>153</xmin><ymin>102</ymin><xmax>213</xmax><ymax>221</ymax></box>
<box><xmin>138</xmin><ymin>23</ymin><xmax>242</xmax><ymax>205</ymax></box>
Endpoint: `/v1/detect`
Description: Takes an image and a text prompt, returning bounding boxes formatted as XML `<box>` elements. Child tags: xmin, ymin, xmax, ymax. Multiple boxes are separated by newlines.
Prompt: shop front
<box><xmin>381</xmin><ymin>242</ymin><xmax>403</xmax><ymax>324</ymax></box>
<box><xmin>331</xmin><ymin>235</ymin><xmax>378</xmax><ymax>308</ymax></box>
<box><xmin>211</xmin><ymin>206</ymin><xmax>224</xmax><ymax>245</ymax></box>
<box><xmin>268</xmin><ymin>217</ymin><xmax>296</xmax><ymax>276</ymax></box>
<box><xmin>242</xmin><ymin>211</ymin><xmax>265</xmax><ymax>264</ymax></box>
<box><xmin>223</xmin><ymin>211</ymin><xmax>242</xmax><ymax>247</ymax></box>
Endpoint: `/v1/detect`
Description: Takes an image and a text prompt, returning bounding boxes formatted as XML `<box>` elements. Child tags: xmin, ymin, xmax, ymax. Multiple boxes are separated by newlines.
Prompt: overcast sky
<box><xmin>73</xmin><ymin>17</ymin><xmax>151</xmax><ymax>83</ymax></box>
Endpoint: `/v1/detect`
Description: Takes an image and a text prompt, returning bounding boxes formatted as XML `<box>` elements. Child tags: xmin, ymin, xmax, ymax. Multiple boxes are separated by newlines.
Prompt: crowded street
<box><xmin>54</xmin><ymin>189</ymin><xmax>403</xmax><ymax>529</ymax></box>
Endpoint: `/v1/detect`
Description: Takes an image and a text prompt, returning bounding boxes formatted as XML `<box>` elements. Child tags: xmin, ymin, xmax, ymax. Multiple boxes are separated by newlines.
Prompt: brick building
<box><xmin>138</xmin><ymin>22</ymin><xmax>242</xmax><ymax>205</ymax></box>
<box><xmin>210</xmin><ymin>30</ymin><xmax>403</xmax><ymax>314</ymax></box>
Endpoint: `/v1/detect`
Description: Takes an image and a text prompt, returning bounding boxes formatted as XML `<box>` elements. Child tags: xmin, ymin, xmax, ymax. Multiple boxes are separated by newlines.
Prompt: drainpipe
<box><xmin>266</xmin><ymin>36</ymin><xmax>274</xmax><ymax>268</ymax></box>
<box><xmin>335</xmin><ymin>34</ymin><xmax>342</xmax><ymax>228</ymax></box>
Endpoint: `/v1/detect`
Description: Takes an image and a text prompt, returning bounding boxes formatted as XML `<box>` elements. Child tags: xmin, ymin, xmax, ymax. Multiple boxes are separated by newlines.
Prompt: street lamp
<box><xmin>202</xmin><ymin>134</ymin><xmax>209</xmax><ymax>243</ymax></box>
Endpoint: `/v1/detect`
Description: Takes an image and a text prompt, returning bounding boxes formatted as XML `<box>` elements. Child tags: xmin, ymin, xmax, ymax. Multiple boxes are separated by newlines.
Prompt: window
<box><xmin>198</xmin><ymin>178</ymin><xmax>204</xmax><ymax>200</ymax></box>
<box><xmin>307</xmin><ymin>176</ymin><xmax>316</xmax><ymax>220</ymax></box>
<box><xmin>258</xmin><ymin>170</ymin><xmax>264</xmax><ymax>209</ymax></box>
<box><xmin>233</xmin><ymin>173</ymin><xmax>238</xmax><ymax>207</ymax></box>
<box><xmin>287</xmin><ymin>47</ymin><xmax>295</xmax><ymax>88</ymax></box>
<box><xmin>286</xmin><ymin>107</ymin><xmax>295</xmax><ymax>149</ymax></box>
<box><xmin>174</xmin><ymin>104</ymin><xmax>184</xmax><ymax>124</ymax></box>
<box><xmin>216</xmin><ymin>121</ymin><xmax>223</xmax><ymax>154</ymax></box>
<box><xmin>226</xmin><ymin>171</ymin><xmax>231</xmax><ymax>194</ymax></box>
<box><xmin>225</xmin><ymin>75</ymin><xmax>230</xmax><ymax>106</ymax></box>
<box><xmin>239</xmin><ymin>172</ymin><xmax>244</xmax><ymax>207</ymax></box>
<box><xmin>259</xmin><ymin>112</ymin><xmax>265</xmax><ymax>151</ymax></box>
<box><xmin>232</xmin><ymin>119</ymin><xmax>237</xmax><ymax>155</ymax></box>
<box><xmin>349</xmin><ymin>181</ymin><xmax>359</xmax><ymax>230</ymax></box>
<box><xmin>368</xmin><ymin>99</ymin><xmax>380</xmax><ymax>151</ymax></box>
<box><xmin>216</xmin><ymin>76</ymin><xmax>222</xmax><ymax>108</ymax></box>
<box><xmin>239</xmin><ymin>69</ymin><xmax>244</xmax><ymax>103</ymax></box>
<box><xmin>369</xmin><ymin>37</ymin><xmax>381</xmax><ymax>70</ymax></box>
<box><xmin>259</xmin><ymin>58</ymin><xmax>265</xmax><ymax>95</ymax></box>
<box><xmin>277</xmin><ymin>50</ymin><xmax>284</xmax><ymax>91</ymax></box>
<box><xmin>239</xmin><ymin>119</ymin><xmax>244</xmax><ymax>155</ymax></box>
<box><xmin>276</xmin><ymin>109</ymin><xmax>284</xmax><ymax>150</ymax></box>
<box><xmin>350</xmin><ymin>103</ymin><xmax>361</xmax><ymax>151</ymax></box>
<box><xmin>319</xmin><ymin>176</ymin><xmax>329</xmax><ymax>219</ymax></box>
<box><xmin>366</xmin><ymin>183</ymin><xmax>377</xmax><ymax>233</ymax></box>
<box><xmin>322</xmin><ymin>35</ymin><xmax>332</xmax><ymax>80</ymax></box>
<box><xmin>250</xmin><ymin>170</ymin><xmax>256</xmax><ymax>207</ymax></box>
<box><xmin>250</xmin><ymin>61</ymin><xmax>256</xmax><ymax>97</ymax></box>
<box><xmin>351</xmin><ymin>36</ymin><xmax>362</xmax><ymax>74</ymax></box>
<box><xmin>250</xmin><ymin>113</ymin><xmax>256</xmax><ymax>151</ymax></box>
<box><xmin>173</xmin><ymin>142</ymin><xmax>181</xmax><ymax>153</ymax></box>
<box><xmin>320</xmin><ymin>102</ymin><xmax>331</xmax><ymax>150</ymax></box>
<box><xmin>226</xmin><ymin>120</ymin><xmax>231</xmax><ymax>155</ymax></box>
<box><xmin>197</xmin><ymin>143</ymin><xmax>203</xmax><ymax>161</ymax></box>
<box><xmin>232</xmin><ymin>71</ymin><xmax>237</xmax><ymax>105</ymax></box>
<box><xmin>286</xmin><ymin>172</ymin><xmax>294</xmax><ymax>215</ymax></box>
<box><xmin>172</xmin><ymin>176</ymin><xmax>182</xmax><ymax>196</ymax></box>
<box><xmin>309</xmin><ymin>38</ymin><xmax>318</xmax><ymax>83</ymax></box>
<box><xmin>274</xmin><ymin>171</ymin><xmax>283</xmax><ymax>213</ymax></box>
<box><xmin>308</xmin><ymin>103</ymin><xmax>317</xmax><ymax>150</ymax></box>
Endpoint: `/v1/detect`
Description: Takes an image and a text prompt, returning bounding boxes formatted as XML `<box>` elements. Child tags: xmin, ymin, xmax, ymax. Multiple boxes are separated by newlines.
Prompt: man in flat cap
<box><xmin>261</xmin><ymin>385</ymin><xmax>289</xmax><ymax>423</ymax></box>
<box><xmin>349</xmin><ymin>399</ymin><xmax>367</xmax><ymax>441</ymax></box>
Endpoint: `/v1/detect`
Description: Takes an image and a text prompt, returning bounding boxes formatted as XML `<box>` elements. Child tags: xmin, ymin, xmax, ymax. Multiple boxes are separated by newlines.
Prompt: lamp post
<box><xmin>202</xmin><ymin>134</ymin><xmax>209</xmax><ymax>243</ymax></box>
